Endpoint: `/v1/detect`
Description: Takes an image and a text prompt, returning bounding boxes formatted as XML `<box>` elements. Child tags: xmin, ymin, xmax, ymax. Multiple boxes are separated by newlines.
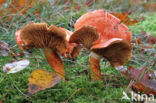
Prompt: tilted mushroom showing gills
<box><xmin>15</xmin><ymin>23</ymin><xmax>68</xmax><ymax>80</ymax></box>
<box><xmin>69</xmin><ymin>9</ymin><xmax>132</xmax><ymax>81</ymax></box>
<box><xmin>58</xmin><ymin>27</ymin><xmax>82</xmax><ymax>59</ymax></box>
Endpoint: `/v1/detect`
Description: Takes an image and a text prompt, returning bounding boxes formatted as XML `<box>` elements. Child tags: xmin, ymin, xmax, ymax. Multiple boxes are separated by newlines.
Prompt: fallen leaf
<box><xmin>54</xmin><ymin>0</ymin><xmax>68</xmax><ymax>5</ymax></box>
<box><xmin>0</xmin><ymin>0</ymin><xmax>5</xmax><ymax>6</ymax></box>
<box><xmin>146</xmin><ymin>35</ymin><xmax>156</xmax><ymax>44</ymax></box>
<box><xmin>122</xmin><ymin>66</ymin><xmax>156</xmax><ymax>95</ymax></box>
<box><xmin>85</xmin><ymin>0</ymin><xmax>95</xmax><ymax>7</ymax></box>
<box><xmin>129</xmin><ymin>0</ymin><xmax>145</xmax><ymax>5</ymax></box>
<box><xmin>129</xmin><ymin>66</ymin><xmax>149</xmax><ymax>83</ymax></box>
<box><xmin>139</xmin><ymin>43</ymin><xmax>155</xmax><ymax>56</ymax></box>
<box><xmin>3</xmin><ymin>59</ymin><xmax>30</xmax><ymax>74</ymax></box>
<box><xmin>141</xmin><ymin>30</ymin><xmax>156</xmax><ymax>44</ymax></box>
<box><xmin>10</xmin><ymin>51</ymin><xmax>25</xmax><ymax>57</ymax></box>
<box><xmin>10</xmin><ymin>0</ymin><xmax>34</xmax><ymax>7</ymax></box>
<box><xmin>145</xmin><ymin>3</ymin><xmax>156</xmax><ymax>12</ymax></box>
<box><xmin>62</xmin><ymin>1</ymin><xmax>80</xmax><ymax>11</ymax></box>
<box><xmin>0</xmin><ymin>0</ymin><xmax>47</xmax><ymax>21</ymax></box>
<box><xmin>131</xmin><ymin>37</ymin><xmax>142</xmax><ymax>44</ymax></box>
<box><xmin>132</xmin><ymin>81</ymin><xmax>156</xmax><ymax>95</ymax></box>
<box><xmin>27</xmin><ymin>69</ymin><xmax>61</xmax><ymax>96</ymax></box>
<box><xmin>1</xmin><ymin>49</ymin><xmax>9</xmax><ymax>57</ymax></box>
<box><xmin>110</xmin><ymin>12</ymin><xmax>137</xmax><ymax>26</ymax></box>
<box><xmin>0</xmin><ymin>40</ymin><xmax>9</xmax><ymax>50</ymax></box>
<box><xmin>0</xmin><ymin>40</ymin><xmax>9</xmax><ymax>56</ymax></box>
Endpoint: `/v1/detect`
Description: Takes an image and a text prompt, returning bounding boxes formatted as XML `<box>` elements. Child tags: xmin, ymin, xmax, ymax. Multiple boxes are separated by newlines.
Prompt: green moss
<box><xmin>130</xmin><ymin>13</ymin><xmax>156</xmax><ymax>37</ymax></box>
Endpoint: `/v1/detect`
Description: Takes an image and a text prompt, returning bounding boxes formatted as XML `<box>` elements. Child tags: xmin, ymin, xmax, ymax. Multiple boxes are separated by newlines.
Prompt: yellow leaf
<box><xmin>28</xmin><ymin>69</ymin><xmax>61</xmax><ymax>96</ymax></box>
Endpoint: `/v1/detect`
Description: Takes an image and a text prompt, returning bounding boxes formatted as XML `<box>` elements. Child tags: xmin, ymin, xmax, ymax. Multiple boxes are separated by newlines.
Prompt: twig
<box><xmin>0</xmin><ymin>92</ymin><xmax>8</xmax><ymax>103</ymax></box>
<box><xmin>0</xmin><ymin>75</ymin><xmax>7</xmax><ymax>84</ymax></box>
<box><xmin>63</xmin><ymin>59</ymin><xmax>88</xmax><ymax>69</ymax></box>
<box><xmin>101</xmin><ymin>74</ymin><xmax>119</xmax><ymax>78</ymax></box>
<box><xmin>125</xmin><ymin>80</ymin><xmax>135</xmax><ymax>93</ymax></box>
<box><xmin>66</xmin><ymin>88</ymin><xmax>85</xmax><ymax>103</ymax></box>
<box><xmin>0</xmin><ymin>45</ymin><xmax>18</xmax><ymax>60</ymax></box>
<box><xmin>9</xmin><ymin>76</ymin><xmax>30</xmax><ymax>98</ymax></box>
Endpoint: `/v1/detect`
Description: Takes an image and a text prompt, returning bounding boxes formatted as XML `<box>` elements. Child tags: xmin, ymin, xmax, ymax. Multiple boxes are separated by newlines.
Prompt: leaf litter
<box><xmin>3</xmin><ymin>59</ymin><xmax>30</xmax><ymax>74</ymax></box>
<box><xmin>27</xmin><ymin>69</ymin><xmax>61</xmax><ymax>96</ymax></box>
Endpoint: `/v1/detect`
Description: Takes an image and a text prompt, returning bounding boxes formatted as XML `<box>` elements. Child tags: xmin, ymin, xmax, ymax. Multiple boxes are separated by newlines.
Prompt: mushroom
<box><xmin>15</xmin><ymin>22</ymin><xmax>82</xmax><ymax>80</ymax></box>
<box><xmin>58</xmin><ymin>27</ymin><xmax>82</xmax><ymax>59</ymax></box>
<box><xmin>69</xmin><ymin>9</ymin><xmax>132</xmax><ymax>81</ymax></box>
<box><xmin>15</xmin><ymin>22</ymin><xmax>69</xmax><ymax>80</ymax></box>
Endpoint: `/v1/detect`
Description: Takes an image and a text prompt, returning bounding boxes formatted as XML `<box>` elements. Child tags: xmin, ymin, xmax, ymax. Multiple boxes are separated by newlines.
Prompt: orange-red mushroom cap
<box><xmin>75</xmin><ymin>9</ymin><xmax>131</xmax><ymax>43</ymax></box>
<box><xmin>70</xmin><ymin>9</ymin><xmax>132</xmax><ymax>67</ymax></box>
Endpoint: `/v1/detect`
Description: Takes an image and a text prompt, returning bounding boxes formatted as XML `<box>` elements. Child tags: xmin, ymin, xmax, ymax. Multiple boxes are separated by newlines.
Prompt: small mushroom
<box><xmin>70</xmin><ymin>10</ymin><xmax>132</xmax><ymax>81</ymax></box>
<box><xmin>15</xmin><ymin>22</ymin><xmax>68</xmax><ymax>80</ymax></box>
<box><xmin>58</xmin><ymin>27</ymin><xmax>82</xmax><ymax>59</ymax></box>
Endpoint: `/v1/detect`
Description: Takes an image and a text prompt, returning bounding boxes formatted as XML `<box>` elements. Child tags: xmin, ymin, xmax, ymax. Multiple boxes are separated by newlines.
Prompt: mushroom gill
<box><xmin>70</xmin><ymin>25</ymin><xmax>99</xmax><ymax>49</ymax></box>
<box><xmin>20</xmin><ymin>23</ymin><xmax>68</xmax><ymax>55</ymax></box>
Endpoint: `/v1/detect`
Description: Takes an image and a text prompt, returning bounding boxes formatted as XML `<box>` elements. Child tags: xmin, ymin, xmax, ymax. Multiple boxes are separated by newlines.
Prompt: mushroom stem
<box><xmin>71</xmin><ymin>44</ymin><xmax>82</xmax><ymax>59</ymax></box>
<box><xmin>89</xmin><ymin>52</ymin><xmax>102</xmax><ymax>81</ymax></box>
<box><xmin>43</xmin><ymin>48</ymin><xmax>65</xmax><ymax>80</ymax></box>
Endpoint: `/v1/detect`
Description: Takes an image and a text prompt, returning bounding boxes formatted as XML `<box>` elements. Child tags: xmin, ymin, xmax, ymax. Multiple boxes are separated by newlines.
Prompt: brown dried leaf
<box><xmin>110</xmin><ymin>12</ymin><xmax>137</xmax><ymax>26</ymax></box>
<box><xmin>145</xmin><ymin>3</ymin><xmax>156</xmax><ymax>12</ymax></box>
<box><xmin>85</xmin><ymin>0</ymin><xmax>95</xmax><ymax>7</ymax></box>
<box><xmin>0</xmin><ymin>0</ymin><xmax>45</xmax><ymax>21</ymax></box>
<box><xmin>54</xmin><ymin>0</ymin><xmax>68</xmax><ymax>5</ymax></box>
<box><xmin>141</xmin><ymin>30</ymin><xmax>156</xmax><ymax>44</ymax></box>
<box><xmin>132</xmin><ymin>81</ymin><xmax>156</xmax><ymax>95</ymax></box>
<box><xmin>1</xmin><ymin>50</ymin><xmax>9</xmax><ymax>57</ymax></box>
<box><xmin>0</xmin><ymin>40</ymin><xmax>9</xmax><ymax>56</ymax></box>
<box><xmin>0</xmin><ymin>0</ymin><xmax>5</xmax><ymax>6</ymax></box>
<box><xmin>13</xmin><ymin>51</ymin><xmax>25</xmax><ymax>57</ymax></box>
<box><xmin>0</xmin><ymin>40</ymin><xmax>9</xmax><ymax>50</ymax></box>
<box><xmin>27</xmin><ymin>69</ymin><xmax>61</xmax><ymax>96</ymax></box>
<box><xmin>131</xmin><ymin>37</ymin><xmax>142</xmax><ymax>44</ymax></box>
<box><xmin>128</xmin><ymin>66</ymin><xmax>149</xmax><ymax>84</ymax></box>
<box><xmin>122</xmin><ymin>66</ymin><xmax>156</xmax><ymax>95</ymax></box>
<box><xmin>146</xmin><ymin>35</ymin><xmax>156</xmax><ymax>44</ymax></box>
<box><xmin>129</xmin><ymin>0</ymin><xmax>145</xmax><ymax>5</ymax></box>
